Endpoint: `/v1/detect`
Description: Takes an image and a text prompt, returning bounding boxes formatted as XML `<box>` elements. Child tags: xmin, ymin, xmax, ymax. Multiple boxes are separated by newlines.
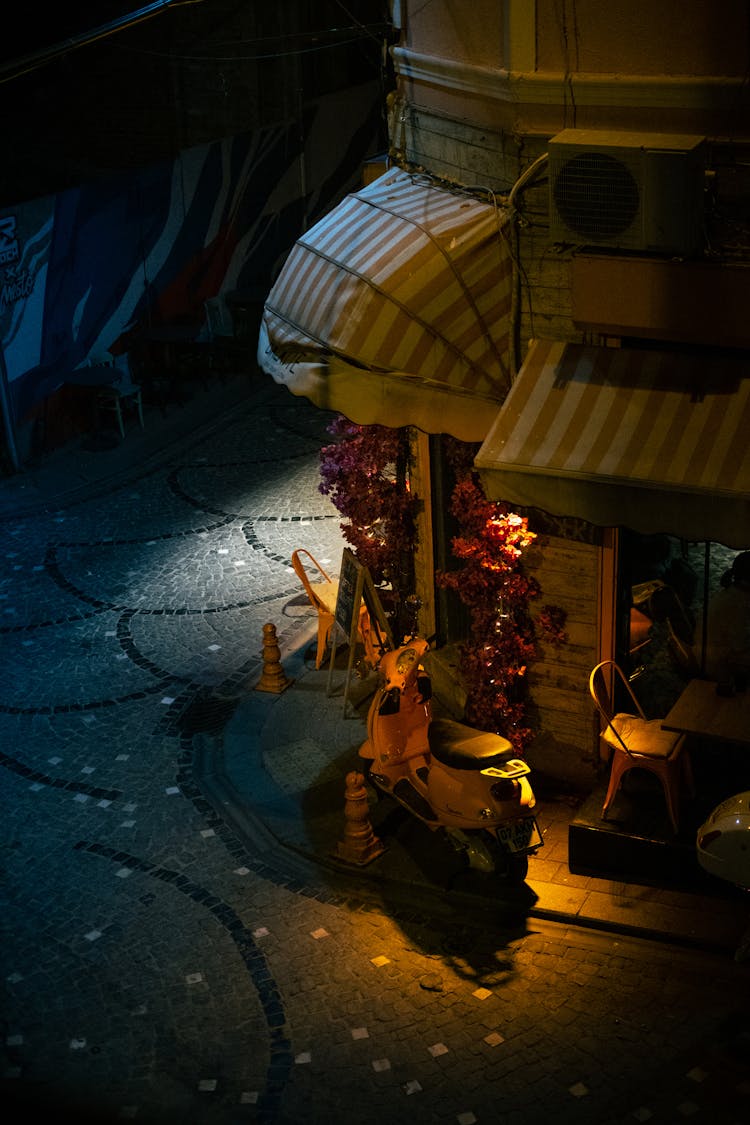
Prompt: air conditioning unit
<box><xmin>548</xmin><ymin>129</ymin><xmax>706</xmax><ymax>256</ymax></box>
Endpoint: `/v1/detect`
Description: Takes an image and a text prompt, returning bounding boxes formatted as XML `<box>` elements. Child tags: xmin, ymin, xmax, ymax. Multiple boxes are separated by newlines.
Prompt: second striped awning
<box><xmin>258</xmin><ymin>168</ymin><xmax>513</xmax><ymax>441</ymax></box>
<box><xmin>475</xmin><ymin>339</ymin><xmax>750</xmax><ymax>548</ymax></box>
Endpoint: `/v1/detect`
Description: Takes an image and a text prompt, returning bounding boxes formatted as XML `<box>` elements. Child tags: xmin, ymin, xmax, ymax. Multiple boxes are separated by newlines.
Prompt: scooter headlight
<box><xmin>395</xmin><ymin>647</ymin><xmax>419</xmax><ymax>674</ymax></box>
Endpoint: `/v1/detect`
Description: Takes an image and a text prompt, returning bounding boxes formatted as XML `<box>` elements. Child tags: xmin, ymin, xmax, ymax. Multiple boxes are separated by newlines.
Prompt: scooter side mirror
<box><xmin>416</xmin><ymin>674</ymin><xmax>432</xmax><ymax>701</ymax></box>
<box><xmin>378</xmin><ymin>687</ymin><xmax>401</xmax><ymax>716</ymax></box>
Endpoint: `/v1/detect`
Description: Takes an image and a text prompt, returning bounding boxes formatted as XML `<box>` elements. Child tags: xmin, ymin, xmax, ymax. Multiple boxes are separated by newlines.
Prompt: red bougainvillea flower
<box><xmin>319</xmin><ymin>417</ymin><xmax>419</xmax><ymax>638</ymax></box>
<box><xmin>436</xmin><ymin>448</ymin><xmax>566</xmax><ymax>753</ymax></box>
<box><xmin>319</xmin><ymin>421</ymin><xmax>567</xmax><ymax>753</ymax></box>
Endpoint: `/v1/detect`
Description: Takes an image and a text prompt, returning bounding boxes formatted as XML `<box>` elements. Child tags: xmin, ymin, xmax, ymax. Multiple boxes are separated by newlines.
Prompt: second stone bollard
<box><xmin>333</xmin><ymin>770</ymin><xmax>386</xmax><ymax>866</ymax></box>
<box><xmin>256</xmin><ymin>622</ymin><xmax>293</xmax><ymax>693</ymax></box>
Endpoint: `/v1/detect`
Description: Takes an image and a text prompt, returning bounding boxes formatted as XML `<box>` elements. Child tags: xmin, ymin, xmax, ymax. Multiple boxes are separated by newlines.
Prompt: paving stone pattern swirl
<box><xmin>0</xmin><ymin>390</ymin><xmax>348</xmax><ymax>1123</ymax></box>
<box><xmin>1</xmin><ymin>384</ymin><xmax>748</xmax><ymax>1125</ymax></box>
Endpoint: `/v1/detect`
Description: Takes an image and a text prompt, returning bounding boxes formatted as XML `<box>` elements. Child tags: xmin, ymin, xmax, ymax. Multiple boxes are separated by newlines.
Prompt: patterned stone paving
<box><xmin>0</xmin><ymin>377</ymin><xmax>749</xmax><ymax>1124</ymax></box>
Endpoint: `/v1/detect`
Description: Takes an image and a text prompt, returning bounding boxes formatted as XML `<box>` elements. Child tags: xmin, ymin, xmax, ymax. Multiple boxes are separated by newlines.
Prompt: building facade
<box><xmin>262</xmin><ymin>1</ymin><xmax>750</xmax><ymax>788</ymax></box>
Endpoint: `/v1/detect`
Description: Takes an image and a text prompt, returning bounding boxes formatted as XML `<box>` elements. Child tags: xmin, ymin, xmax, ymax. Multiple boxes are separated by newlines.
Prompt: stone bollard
<box><xmin>255</xmin><ymin>622</ymin><xmax>293</xmax><ymax>693</ymax></box>
<box><xmin>333</xmin><ymin>770</ymin><xmax>386</xmax><ymax>866</ymax></box>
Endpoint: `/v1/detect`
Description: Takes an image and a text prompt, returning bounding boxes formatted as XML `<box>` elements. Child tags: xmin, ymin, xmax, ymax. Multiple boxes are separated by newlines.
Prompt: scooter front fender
<box><xmin>359</xmin><ymin>737</ymin><xmax>375</xmax><ymax>760</ymax></box>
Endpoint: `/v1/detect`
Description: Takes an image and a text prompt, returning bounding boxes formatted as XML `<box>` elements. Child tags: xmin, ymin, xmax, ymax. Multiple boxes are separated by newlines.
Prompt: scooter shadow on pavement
<box><xmin>297</xmin><ymin>760</ymin><xmax>539</xmax><ymax>989</ymax></box>
<box><xmin>244</xmin><ymin>637</ymin><xmax>541</xmax><ymax>980</ymax></box>
<box><xmin>287</xmin><ymin>663</ymin><xmax>539</xmax><ymax>968</ymax></box>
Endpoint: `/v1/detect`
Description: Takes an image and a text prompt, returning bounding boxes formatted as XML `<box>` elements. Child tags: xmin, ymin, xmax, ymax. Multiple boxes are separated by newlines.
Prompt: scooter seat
<box><xmin>428</xmin><ymin>717</ymin><xmax>515</xmax><ymax>771</ymax></box>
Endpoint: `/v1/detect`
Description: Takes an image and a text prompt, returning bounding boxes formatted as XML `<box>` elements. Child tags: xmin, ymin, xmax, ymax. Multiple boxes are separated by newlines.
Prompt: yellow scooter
<box><xmin>359</xmin><ymin>636</ymin><xmax>543</xmax><ymax>882</ymax></box>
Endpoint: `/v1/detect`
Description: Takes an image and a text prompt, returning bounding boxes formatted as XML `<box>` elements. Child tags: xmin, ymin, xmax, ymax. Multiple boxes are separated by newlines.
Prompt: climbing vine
<box><xmin>320</xmin><ymin>419</ymin><xmax>567</xmax><ymax>752</ymax></box>
<box><xmin>319</xmin><ymin>416</ymin><xmax>419</xmax><ymax>640</ymax></box>
<box><xmin>436</xmin><ymin>437</ymin><xmax>567</xmax><ymax>753</ymax></box>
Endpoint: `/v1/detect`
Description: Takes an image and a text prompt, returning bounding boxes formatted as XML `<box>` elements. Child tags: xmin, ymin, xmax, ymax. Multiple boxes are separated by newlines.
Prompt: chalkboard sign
<box><xmin>334</xmin><ymin>548</ymin><xmax>363</xmax><ymax>641</ymax></box>
<box><xmin>328</xmin><ymin>548</ymin><xmax>393</xmax><ymax>712</ymax></box>
<box><xmin>334</xmin><ymin>548</ymin><xmax>393</xmax><ymax>651</ymax></box>
<box><xmin>361</xmin><ymin>567</ymin><xmax>393</xmax><ymax>653</ymax></box>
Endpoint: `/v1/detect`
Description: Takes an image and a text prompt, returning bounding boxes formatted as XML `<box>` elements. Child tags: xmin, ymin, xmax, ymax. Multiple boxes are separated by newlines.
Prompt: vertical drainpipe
<box><xmin>298</xmin><ymin>88</ymin><xmax>308</xmax><ymax>234</ymax></box>
<box><xmin>0</xmin><ymin>347</ymin><xmax>20</xmax><ymax>472</ymax></box>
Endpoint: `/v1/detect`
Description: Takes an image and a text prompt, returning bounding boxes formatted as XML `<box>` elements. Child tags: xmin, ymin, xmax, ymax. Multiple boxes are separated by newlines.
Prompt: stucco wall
<box><xmin>535</xmin><ymin>0</ymin><xmax>750</xmax><ymax>76</ymax></box>
<box><xmin>405</xmin><ymin>0</ymin><xmax>504</xmax><ymax>68</ymax></box>
<box><xmin>403</xmin><ymin>1</ymin><xmax>750</xmax><ymax>78</ymax></box>
<box><xmin>392</xmin><ymin>0</ymin><xmax>750</xmax><ymax>136</ymax></box>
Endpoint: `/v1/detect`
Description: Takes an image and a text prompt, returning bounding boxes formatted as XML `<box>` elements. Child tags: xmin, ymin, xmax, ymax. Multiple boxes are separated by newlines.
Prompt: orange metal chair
<box><xmin>589</xmin><ymin>659</ymin><xmax>694</xmax><ymax>833</ymax></box>
<box><xmin>291</xmin><ymin>549</ymin><xmax>375</xmax><ymax>670</ymax></box>
<box><xmin>291</xmin><ymin>549</ymin><xmax>338</xmax><ymax>668</ymax></box>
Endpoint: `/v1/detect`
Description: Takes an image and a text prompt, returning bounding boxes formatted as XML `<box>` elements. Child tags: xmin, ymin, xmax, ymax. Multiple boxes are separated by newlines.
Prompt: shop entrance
<box><xmin>617</xmin><ymin>530</ymin><xmax>741</xmax><ymax>715</ymax></box>
<box><xmin>429</xmin><ymin>433</ymin><xmax>470</xmax><ymax>647</ymax></box>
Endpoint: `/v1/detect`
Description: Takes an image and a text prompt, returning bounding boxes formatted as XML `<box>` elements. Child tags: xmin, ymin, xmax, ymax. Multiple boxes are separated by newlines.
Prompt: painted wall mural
<box><xmin>0</xmin><ymin>85</ymin><xmax>382</xmax><ymax>458</ymax></box>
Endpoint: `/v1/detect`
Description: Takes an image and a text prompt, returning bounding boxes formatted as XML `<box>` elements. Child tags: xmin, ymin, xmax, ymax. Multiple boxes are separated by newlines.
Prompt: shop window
<box><xmin>617</xmin><ymin>530</ymin><xmax>708</xmax><ymax>714</ymax></box>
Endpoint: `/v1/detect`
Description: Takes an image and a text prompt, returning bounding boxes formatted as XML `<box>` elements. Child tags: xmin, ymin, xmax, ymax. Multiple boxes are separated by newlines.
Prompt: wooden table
<box><xmin>134</xmin><ymin>323</ymin><xmax>204</xmax><ymax>369</ymax></box>
<box><xmin>662</xmin><ymin>678</ymin><xmax>750</xmax><ymax>746</ymax></box>
<box><xmin>64</xmin><ymin>363</ymin><xmax>120</xmax><ymax>387</ymax></box>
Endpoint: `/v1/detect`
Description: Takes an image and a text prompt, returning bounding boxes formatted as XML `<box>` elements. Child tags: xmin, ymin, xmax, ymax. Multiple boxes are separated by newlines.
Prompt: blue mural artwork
<box><xmin>0</xmin><ymin>86</ymin><xmax>382</xmax><ymax>460</ymax></box>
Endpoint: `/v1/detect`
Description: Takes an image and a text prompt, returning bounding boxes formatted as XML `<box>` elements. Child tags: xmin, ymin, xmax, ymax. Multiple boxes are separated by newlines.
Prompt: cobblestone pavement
<box><xmin>1</xmin><ymin>378</ymin><xmax>749</xmax><ymax>1124</ymax></box>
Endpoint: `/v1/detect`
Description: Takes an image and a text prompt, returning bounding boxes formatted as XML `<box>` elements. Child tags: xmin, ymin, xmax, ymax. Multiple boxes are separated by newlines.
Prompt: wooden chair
<box><xmin>95</xmin><ymin>353</ymin><xmax>144</xmax><ymax>438</ymax></box>
<box><xmin>203</xmin><ymin>296</ymin><xmax>248</xmax><ymax>375</ymax></box>
<box><xmin>291</xmin><ymin>549</ymin><xmax>375</xmax><ymax>670</ymax></box>
<box><xmin>667</xmin><ymin>617</ymin><xmax>701</xmax><ymax>676</ymax></box>
<box><xmin>589</xmin><ymin>659</ymin><xmax>694</xmax><ymax>833</ymax></box>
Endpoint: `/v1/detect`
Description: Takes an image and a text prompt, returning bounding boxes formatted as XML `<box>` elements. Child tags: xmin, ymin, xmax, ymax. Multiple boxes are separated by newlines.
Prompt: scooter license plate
<box><xmin>496</xmin><ymin>817</ymin><xmax>542</xmax><ymax>854</ymax></box>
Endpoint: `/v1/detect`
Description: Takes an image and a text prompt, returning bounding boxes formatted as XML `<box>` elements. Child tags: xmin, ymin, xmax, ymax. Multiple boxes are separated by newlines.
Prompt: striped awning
<box><xmin>258</xmin><ymin>168</ymin><xmax>513</xmax><ymax>441</ymax></box>
<box><xmin>475</xmin><ymin>339</ymin><xmax>750</xmax><ymax>548</ymax></box>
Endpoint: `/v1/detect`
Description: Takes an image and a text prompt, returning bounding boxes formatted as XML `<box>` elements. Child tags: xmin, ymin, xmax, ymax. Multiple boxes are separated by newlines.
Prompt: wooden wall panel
<box><xmin>524</xmin><ymin>536</ymin><xmax>601</xmax><ymax>770</ymax></box>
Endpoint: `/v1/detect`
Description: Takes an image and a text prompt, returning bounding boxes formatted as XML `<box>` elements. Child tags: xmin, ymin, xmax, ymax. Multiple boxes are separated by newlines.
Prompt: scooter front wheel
<box><xmin>446</xmin><ymin>829</ymin><xmax>529</xmax><ymax>883</ymax></box>
<box><xmin>362</xmin><ymin>758</ymin><xmax>386</xmax><ymax>802</ymax></box>
<box><xmin>479</xmin><ymin>830</ymin><xmax>530</xmax><ymax>884</ymax></box>
<box><xmin>496</xmin><ymin>852</ymin><xmax>529</xmax><ymax>885</ymax></box>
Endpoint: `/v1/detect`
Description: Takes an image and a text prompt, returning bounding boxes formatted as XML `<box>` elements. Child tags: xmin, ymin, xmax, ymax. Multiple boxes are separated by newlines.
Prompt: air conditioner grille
<box><xmin>553</xmin><ymin>153</ymin><xmax>640</xmax><ymax>241</ymax></box>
